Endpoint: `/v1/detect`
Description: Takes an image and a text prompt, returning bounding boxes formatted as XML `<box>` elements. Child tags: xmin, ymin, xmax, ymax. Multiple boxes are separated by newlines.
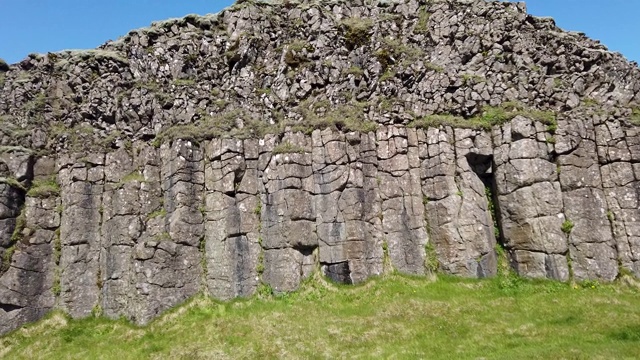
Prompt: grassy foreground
<box><xmin>1</xmin><ymin>273</ymin><xmax>640</xmax><ymax>359</ymax></box>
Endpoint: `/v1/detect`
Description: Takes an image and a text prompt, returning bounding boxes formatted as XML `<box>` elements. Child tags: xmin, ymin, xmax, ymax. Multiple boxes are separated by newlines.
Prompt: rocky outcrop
<box><xmin>1</xmin><ymin>0</ymin><xmax>640</xmax><ymax>335</ymax></box>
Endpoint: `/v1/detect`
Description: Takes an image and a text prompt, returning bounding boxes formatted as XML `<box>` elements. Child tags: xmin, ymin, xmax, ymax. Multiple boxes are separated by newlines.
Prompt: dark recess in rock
<box><xmin>323</xmin><ymin>262</ymin><xmax>352</xmax><ymax>285</ymax></box>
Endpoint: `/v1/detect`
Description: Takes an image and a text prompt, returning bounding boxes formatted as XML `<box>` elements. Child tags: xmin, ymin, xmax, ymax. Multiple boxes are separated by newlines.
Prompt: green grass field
<box><xmin>2</xmin><ymin>273</ymin><xmax>639</xmax><ymax>359</ymax></box>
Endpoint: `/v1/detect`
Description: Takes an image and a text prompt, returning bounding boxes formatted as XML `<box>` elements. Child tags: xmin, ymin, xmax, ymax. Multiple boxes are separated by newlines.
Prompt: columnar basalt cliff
<box><xmin>1</xmin><ymin>0</ymin><xmax>640</xmax><ymax>334</ymax></box>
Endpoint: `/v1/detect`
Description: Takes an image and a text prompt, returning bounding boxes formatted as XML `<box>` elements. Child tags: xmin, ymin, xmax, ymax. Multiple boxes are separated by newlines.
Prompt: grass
<box><xmin>152</xmin><ymin>110</ymin><xmax>270</xmax><ymax>146</ymax></box>
<box><xmin>414</xmin><ymin>6</ymin><xmax>431</xmax><ymax>34</ymax></box>
<box><xmin>141</xmin><ymin>98</ymin><xmax>377</xmax><ymax>143</ymax></box>
<box><xmin>1</xmin><ymin>273</ymin><xmax>639</xmax><ymax>359</ymax></box>
<box><xmin>561</xmin><ymin>219</ymin><xmax>575</xmax><ymax>234</ymax></box>
<box><xmin>27</xmin><ymin>176</ymin><xmax>60</xmax><ymax>198</ymax></box>
<box><xmin>272</xmin><ymin>141</ymin><xmax>306</xmax><ymax>155</ymax></box>
<box><xmin>146</xmin><ymin>208</ymin><xmax>167</xmax><ymax>220</ymax></box>
<box><xmin>409</xmin><ymin>102</ymin><xmax>556</xmax><ymax>131</ymax></box>
<box><xmin>0</xmin><ymin>177</ymin><xmax>27</xmax><ymax>192</ymax></box>
<box><xmin>284</xmin><ymin>40</ymin><xmax>313</xmax><ymax>67</ymax></box>
<box><xmin>631</xmin><ymin>107</ymin><xmax>640</xmax><ymax>125</ymax></box>
<box><xmin>291</xmin><ymin>100</ymin><xmax>379</xmax><ymax>134</ymax></box>
<box><xmin>172</xmin><ymin>78</ymin><xmax>196</xmax><ymax>87</ymax></box>
<box><xmin>375</xmin><ymin>37</ymin><xmax>426</xmax><ymax>72</ymax></box>
<box><xmin>340</xmin><ymin>17</ymin><xmax>373</xmax><ymax>49</ymax></box>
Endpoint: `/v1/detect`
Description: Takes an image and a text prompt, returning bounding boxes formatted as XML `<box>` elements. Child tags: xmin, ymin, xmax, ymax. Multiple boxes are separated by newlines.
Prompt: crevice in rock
<box><xmin>0</xmin><ymin>303</ymin><xmax>23</xmax><ymax>313</ymax></box>
<box><xmin>198</xmin><ymin>235</ymin><xmax>208</xmax><ymax>293</ymax></box>
<box><xmin>467</xmin><ymin>152</ymin><xmax>504</xmax><ymax>245</ymax></box>
<box><xmin>292</xmin><ymin>244</ymin><xmax>316</xmax><ymax>256</ymax></box>
<box><xmin>322</xmin><ymin>261</ymin><xmax>352</xmax><ymax>285</ymax></box>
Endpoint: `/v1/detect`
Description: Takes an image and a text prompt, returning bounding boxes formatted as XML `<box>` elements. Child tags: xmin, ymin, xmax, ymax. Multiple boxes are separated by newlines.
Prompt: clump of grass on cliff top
<box><xmin>152</xmin><ymin>109</ymin><xmax>272</xmax><ymax>147</ymax></box>
<box><xmin>410</xmin><ymin>102</ymin><xmax>556</xmax><ymax>131</ymax></box>
<box><xmin>291</xmin><ymin>99</ymin><xmax>378</xmax><ymax>134</ymax></box>
<box><xmin>2</xmin><ymin>273</ymin><xmax>639</xmax><ymax>359</ymax></box>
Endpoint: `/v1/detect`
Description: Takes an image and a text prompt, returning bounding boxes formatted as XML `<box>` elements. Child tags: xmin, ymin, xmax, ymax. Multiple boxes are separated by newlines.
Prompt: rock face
<box><xmin>1</xmin><ymin>0</ymin><xmax>640</xmax><ymax>335</ymax></box>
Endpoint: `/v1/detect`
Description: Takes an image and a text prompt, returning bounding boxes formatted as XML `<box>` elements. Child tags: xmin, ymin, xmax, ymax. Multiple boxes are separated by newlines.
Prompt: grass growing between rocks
<box><xmin>409</xmin><ymin>102</ymin><xmax>556</xmax><ymax>131</ymax></box>
<box><xmin>1</xmin><ymin>273</ymin><xmax>640</xmax><ymax>359</ymax></box>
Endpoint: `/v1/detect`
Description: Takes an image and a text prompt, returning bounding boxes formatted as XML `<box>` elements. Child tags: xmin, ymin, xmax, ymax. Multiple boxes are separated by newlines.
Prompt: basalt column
<box><xmin>204</xmin><ymin>138</ymin><xmax>261</xmax><ymax>300</ymax></box>
<box><xmin>421</xmin><ymin>127</ymin><xmax>497</xmax><ymax>277</ymax></box>
<box><xmin>58</xmin><ymin>153</ymin><xmax>104</xmax><ymax>318</ymax></box>
<box><xmin>493</xmin><ymin>116</ymin><xmax>569</xmax><ymax>280</ymax></box>
<box><xmin>262</xmin><ymin>133</ymin><xmax>317</xmax><ymax>292</ymax></box>
<box><xmin>314</xmin><ymin>129</ymin><xmax>384</xmax><ymax>283</ymax></box>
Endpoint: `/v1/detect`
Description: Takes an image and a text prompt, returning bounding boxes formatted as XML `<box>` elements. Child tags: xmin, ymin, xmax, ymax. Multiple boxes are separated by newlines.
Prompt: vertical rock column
<box><xmin>421</xmin><ymin>126</ymin><xmax>496</xmax><ymax>277</ymax></box>
<box><xmin>493</xmin><ymin>116</ymin><xmax>568</xmax><ymax>280</ymax></box>
<box><xmin>313</xmin><ymin>129</ymin><xmax>383</xmax><ymax>283</ymax></box>
<box><xmin>100</xmin><ymin>143</ymin><xmax>164</xmax><ymax>322</ymax></box>
<box><xmin>0</xmin><ymin>180</ymin><xmax>23</xmax><ymax>275</ymax></box>
<box><xmin>595</xmin><ymin>118</ymin><xmax>640</xmax><ymax>277</ymax></box>
<box><xmin>377</xmin><ymin>126</ymin><xmax>427</xmax><ymax>275</ymax></box>
<box><xmin>557</xmin><ymin>114</ymin><xmax>618</xmax><ymax>281</ymax></box>
<box><xmin>0</xmin><ymin>148</ymin><xmax>32</xmax><ymax>270</ymax></box>
<box><xmin>0</xmin><ymin>153</ymin><xmax>57</xmax><ymax>335</ymax></box>
<box><xmin>127</xmin><ymin>140</ymin><xmax>204</xmax><ymax>322</ymax></box>
<box><xmin>101</xmin><ymin>147</ymin><xmax>140</xmax><ymax>320</ymax></box>
<box><xmin>58</xmin><ymin>153</ymin><xmax>104</xmax><ymax>318</ymax></box>
<box><xmin>204</xmin><ymin>138</ymin><xmax>261</xmax><ymax>300</ymax></box>
<box><xmin>262</xmin><ymin>133</ymin><xmax>317</xmax><ymax>292</ymax></box>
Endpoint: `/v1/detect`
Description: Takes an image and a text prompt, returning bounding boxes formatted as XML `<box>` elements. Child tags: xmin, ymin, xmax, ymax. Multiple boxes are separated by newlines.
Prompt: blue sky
<box><xmin>0</xmin><ymin>0</ymin><xmax>638</xmax><ymax>65</ymax></box>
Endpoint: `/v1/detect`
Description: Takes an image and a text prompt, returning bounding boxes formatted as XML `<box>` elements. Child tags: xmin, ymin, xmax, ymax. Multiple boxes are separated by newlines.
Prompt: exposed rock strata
<box><xmin>1</xmin><ymin>0</ymin><xmax>640</xmax><ymax>335</ymax></box>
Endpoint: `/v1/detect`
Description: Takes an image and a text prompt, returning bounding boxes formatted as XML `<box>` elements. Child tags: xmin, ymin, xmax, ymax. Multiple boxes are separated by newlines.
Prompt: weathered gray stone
<box><xmin>423</xmin><ymin>127</ymin><xmax>496</xmax><ymax>277</ymax></box>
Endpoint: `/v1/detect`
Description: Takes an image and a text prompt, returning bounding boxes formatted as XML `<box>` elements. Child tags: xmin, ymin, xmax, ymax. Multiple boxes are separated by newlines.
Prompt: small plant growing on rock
<box><xmin>553</xmin><ymin>78</ymin><xmax>564</xmax><ymax>89</ymax></box>
<box><xmin>414</xmin><ymin>7</ymin><xmax>431</xmax><ymax>34</ymax></box>
<box><xmin>630</xmin><ymin>107</ymin><xmax>640</xmax><ymax>126</ymax></box>
<box><xmin>344</xmin><ymin>65</ymin><xmax>364</xmax><ymax>76</ymax></box>
<box><xmin>425</xmin><ymin>62</ymin><xmax>444</xmax><ymax>73</ymax></box>
<box><xmin>155</xmin><ymin>232</ymin><xmax>172</xmax><ymax>242</ymax></box>
<box><xmin>272</xmin><ymin>142</ymin><xmax>306</xmax><ymax>154</ymax></box>
<box><xmin>582</xmin><ymin>98</ymin><xmax>599</xmax><ymax>107</ymax></box>
<box><xmin>256</xmin><ymin>251</ymin><xmax>265</xmax><ymax>275</ymax></box>
<box><xmin>284</xmin><ymin>40</ymin><xmax>313</xmax><ymax>67</ymax></box>
<box><xmin>27</xmin><ymin>176</ymin><xmax>60</xmax><ymax>198</ymax></box>
<box><xmin>147</xmin><ymin>208</ymin><xmax>167</xmax><ymax>220</ymax></box>
<box><xmin>424</xmin><ymin>242</ymin><xmax>439</xmax><ymax>274</ymax></box>
<box><xmin>494</xmin><ymin>244</ymin><xmax>525</xmax><ymax>291</ymax></box>
<box><xmin>0</xmin><ymin>177</ymin><xmax>26</xmax><ymax>191</ymax></box>
<box><xmin>253</xmin><ymin>202</ymin><xmax>262</xmax><ymax>216</ymax></box>
<box><xmin>461</xmin><ymin>73</ymin><xmax>485</xmax><ymax>85</ymax></box>
<box><xmin>172</xmin><ymin>78</ymin><xmax>196</xmax><ymax>87</ymax></box>
<box><xmin>375</xmin><ymin>37</ymin><xmax>426</xmax><ymax>71</ymax></box>
<box><xmin>561</xmin><ymin>219</ymin><xmax>574</xmax><ymax>234</ymax></box>
<box><xmin>257</xmin><ymin>282</ymin><xmax>273</xmax><ymax>298</ymax></box>
<box><xmin>114</xmin><ymin>171</ymin><xmax>145</xmax><ymax>189</ymax></box>
<box><xmin>340</xmin><ymin>17</ymin><xmax>373</xmax><ymax>49</ymax></box>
